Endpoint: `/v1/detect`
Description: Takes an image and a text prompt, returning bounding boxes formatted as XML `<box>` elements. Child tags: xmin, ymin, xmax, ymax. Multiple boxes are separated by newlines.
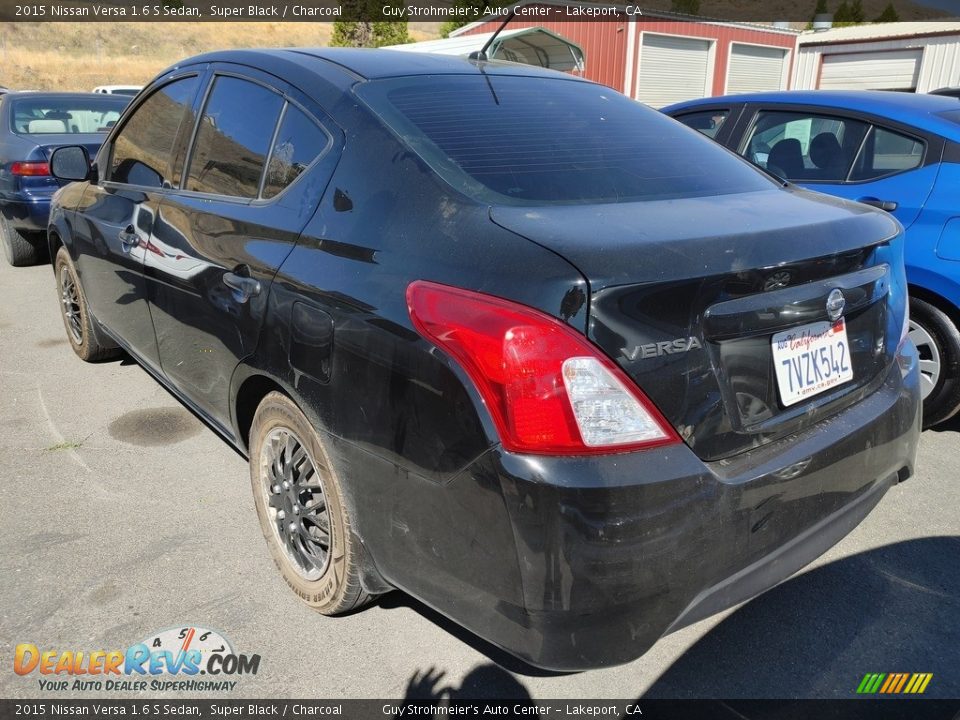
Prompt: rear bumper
<box><xmin>1</xmin><ymin>196</ymin><xmax>52</xmax><ymax>232</ymax></box>
<box><xmin>348</xmin><ymin>341</ymin><xmax>921</xmax><ymax>671</ymax></box>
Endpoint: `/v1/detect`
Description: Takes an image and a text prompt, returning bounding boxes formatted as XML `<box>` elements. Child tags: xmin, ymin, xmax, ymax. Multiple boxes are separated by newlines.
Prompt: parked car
<box><xmin>92</xmin><ymin>85</ymin><xmax>142</xmax><ymax>96</ymax></box>
<box><xmin>0</xmin><ymin>91</ymin><xmax>129</xmax><ymax>266</ymax></box>
<box><xmin>47</xmin><ymin>50</ymin><xmax>920</xmax><ymax>671</ymax></box>
<box><xmin>665</xmin><ymin>90</ymin><xmax>960</xmax><ymax>427</ymax></box>
<box><xmin>929</xmin><ymin>87</ymin><xmax>960</xmax><ymax>98</ymax></box>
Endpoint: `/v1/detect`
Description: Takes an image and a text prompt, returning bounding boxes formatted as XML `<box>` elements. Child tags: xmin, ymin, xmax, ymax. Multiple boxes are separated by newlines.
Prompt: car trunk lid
<box><xmin>491</xmin><ymin>187</ymin><xmax>904</xmax><ymax>460</ymax></box>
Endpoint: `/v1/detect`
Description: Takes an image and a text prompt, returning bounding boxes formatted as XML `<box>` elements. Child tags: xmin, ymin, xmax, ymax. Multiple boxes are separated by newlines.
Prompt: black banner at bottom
<box><xmin>2</xmin><ymin>699</ymin><xmax>960</xmax><ymax>720</ymax></box>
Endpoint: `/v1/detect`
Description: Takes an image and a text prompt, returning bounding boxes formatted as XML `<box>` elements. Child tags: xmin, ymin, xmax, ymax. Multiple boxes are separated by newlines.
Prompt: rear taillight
<box><xmin>11</xmin><ymin>162</ymin><xmax>50</xmax><ymax>177</ymax></box>
<box><xmin>406</xmin><ymin>280</ymin><xmax>679</xmax><ymax>456</ymax></box>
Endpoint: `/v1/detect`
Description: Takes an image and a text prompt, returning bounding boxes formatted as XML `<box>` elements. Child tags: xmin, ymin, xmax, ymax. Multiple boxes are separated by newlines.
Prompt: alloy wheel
<box><xmin>59</xmin><ymin>265</ymin><xmax>83</xmax><ymax>344</ymax></box>
<box><xmin>908</xmin><ymin>319</ymin><xmax>940</xmax><ymax>400</ymax></box>
<box><xmin>259</xmin><ymin>428</ymin><xmax>331</xmax><ymax>580</ymax></box>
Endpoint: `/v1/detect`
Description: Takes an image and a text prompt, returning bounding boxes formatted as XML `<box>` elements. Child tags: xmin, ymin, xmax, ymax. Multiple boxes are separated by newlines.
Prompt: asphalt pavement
<box><xmin>1</xmin><ymin>257</ymin><xmax>957</xmax><ymax>700</ymax></box>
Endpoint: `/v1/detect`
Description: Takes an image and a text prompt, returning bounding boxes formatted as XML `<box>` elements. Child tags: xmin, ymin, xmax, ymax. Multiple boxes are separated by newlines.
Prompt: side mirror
<box><xmin>50</xmin><ymin>146</ymin><xmax>91</xmax><ymax>182</ymax></box>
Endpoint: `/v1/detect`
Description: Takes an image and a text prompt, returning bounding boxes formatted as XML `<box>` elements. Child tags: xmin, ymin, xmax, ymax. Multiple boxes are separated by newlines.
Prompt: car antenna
<box><xmin>468</xmin><ymin>2</ymin><xmax>521</xmax><ymax>62</ymax></box>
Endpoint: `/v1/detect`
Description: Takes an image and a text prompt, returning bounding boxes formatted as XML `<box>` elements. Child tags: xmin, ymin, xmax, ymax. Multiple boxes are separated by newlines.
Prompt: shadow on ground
<box><xmin>388</xmin><ymin>537</ymin><xmax>960</xmax><ymax>701</ymax></box>
<box><xmin>929</xmin><ymin>412</ymin><xmax>960</xmax><ymax>435</ymax></box>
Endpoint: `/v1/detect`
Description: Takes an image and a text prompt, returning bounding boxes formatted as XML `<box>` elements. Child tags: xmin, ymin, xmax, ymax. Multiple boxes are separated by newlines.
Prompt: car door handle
<box><xmin>857</xmin><ymin>197</ymin><xmax>898</xmax><ymax>212</ymax></box>
<box><xmin>118</xmin><ymin>225</ymin><xmax>138</xmax><ymax>252</ymax></box>
<box><xmin>222</xmin><ymin>271</ymin><xmax>261</xmax><ymax>302</ymax></box>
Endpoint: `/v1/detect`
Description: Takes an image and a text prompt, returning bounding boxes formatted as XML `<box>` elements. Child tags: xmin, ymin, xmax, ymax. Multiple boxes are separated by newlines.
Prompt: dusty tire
<box><xmin>249</xmin><ymin>391</ymin><xmax>373</xmax><ymax>615</ymax></box>
<box><xmin>1</xmin><ymin>214</ymin><xmax>42</xmax><ymax>267</ymax></box>
<box><xmin>909</xmin><ymin>296</ymin><xmax>960</xmax><ymax>428</ymax></box>
<box><xmin>54</xmin><ymin>247</ymin><xmax>120</xmax><ymax>362</ymax></box>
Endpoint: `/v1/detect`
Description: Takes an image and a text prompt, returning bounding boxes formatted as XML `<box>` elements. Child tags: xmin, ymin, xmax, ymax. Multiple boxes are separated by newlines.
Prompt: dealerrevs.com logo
<box><xmin>13</xmin><ymin>626</ymin><xmax>260</xmax><ymax>692</ymax></box>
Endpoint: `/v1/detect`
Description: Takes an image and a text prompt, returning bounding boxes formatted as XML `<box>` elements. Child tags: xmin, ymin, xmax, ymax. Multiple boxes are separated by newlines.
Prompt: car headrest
<box><xmin>810</xmin><ymin>133</ymin><xmax>843</xmax><ymax>170</ymax></box>
<box><xmin>27</xmin><ymin>119</ymin><xmax>68</xmax><ymax>133</ymax></box>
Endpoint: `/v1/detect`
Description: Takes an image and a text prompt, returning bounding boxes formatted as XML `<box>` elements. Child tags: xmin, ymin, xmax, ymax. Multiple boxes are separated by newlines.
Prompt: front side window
<box><xmin>262</xmin><ymin>104</ymin><xmax>330</xmax><ymax>199</ymax></box>
<box><xmin>674</xmin><ymin>109</ymin><xmax>730</xmax><ymax>139</ymax></box>
<box><xmin>743</xmin><ymin>110</ymin><xmax>868</xmax><ymax>182</ymax></box>
<box><xmin>109</xmin><ymin>76</ymin><xmax>200</xmax><ymax>188</ymax></box>
<box><xmin>107</xmin><ymin>75</ymin><xmax>200</xmax><ymax>188</ymax></box>
<box><xmin>850</xmin><ymin>126</ymin><xmax>924</xmax><ymax>181</ymax></box>
<box><xmin>185</xmin><ymin>76</ymin><xmax>284</xmax><ymax>198</ymax></box>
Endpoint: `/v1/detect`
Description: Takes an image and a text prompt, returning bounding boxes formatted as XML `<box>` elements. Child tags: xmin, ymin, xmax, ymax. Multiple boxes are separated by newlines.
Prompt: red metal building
<box><xmin>452</xmin><ymin>3</ymin><xmax>799</xmax><ymax>107</ymax></box>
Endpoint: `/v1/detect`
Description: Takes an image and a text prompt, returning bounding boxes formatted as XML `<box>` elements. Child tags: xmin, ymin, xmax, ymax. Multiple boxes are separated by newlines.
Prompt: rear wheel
<box><xmin>249</xmin><ymin>392</ymin><xmax>374</xmax><ymax>614</ymax></box>
<box><xmin>909</xmin><ymin>296</ymin><xmax>960</xmax><ymax>428</ymax></box>
<box><xmin>1</xmin><ymin>214</ymin><xmax>43</xmax><ymax>267</ymax></box>
<box><xmin>54</xmin><ymin>247</ymin><xmax>120</xmax><ymax>362</ymax></box>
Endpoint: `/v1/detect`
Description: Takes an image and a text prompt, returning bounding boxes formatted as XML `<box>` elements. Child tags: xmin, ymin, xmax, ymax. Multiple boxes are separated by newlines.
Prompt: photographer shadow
<box><xmin>645</xmin><ymin>535</ymin><xmax>960</xmax><ymax>699</ymax></box>
<box><xmin>393</xmin><ymin>536</ymin><xmax>960</xmax><ymax>705</ymax></box>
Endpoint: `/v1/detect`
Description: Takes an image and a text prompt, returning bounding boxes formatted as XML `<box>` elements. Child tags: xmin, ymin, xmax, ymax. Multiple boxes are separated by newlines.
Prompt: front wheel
<box><xmin>54</xmin><ymin>247</ymin><xmax>120</xmax><ymax>362</ymax></box>
<box><xmin>249</xmin><ymin>392</ymin><xmax>375</xmax><ymax>614</ymax></box>
<box><xmin>908</xmin><ymin>296</ymin><xmax>960</xmax><ymax>428</ymax></box>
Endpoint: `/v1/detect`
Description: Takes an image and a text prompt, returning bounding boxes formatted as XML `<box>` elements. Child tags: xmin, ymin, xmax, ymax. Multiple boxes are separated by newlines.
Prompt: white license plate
<box><xmin>772</xmin><ymin>319</ymin><xmax>853</xmax><ymax>407</ymax></box>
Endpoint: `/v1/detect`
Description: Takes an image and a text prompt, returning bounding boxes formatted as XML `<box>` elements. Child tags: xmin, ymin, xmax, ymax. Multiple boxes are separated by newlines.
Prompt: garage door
<box><xmin>636</xmin><ymin>34</ymin><xmax>712</xmax><ymax>107</ymax></box>
<box><xmin>819</xmin><ymin>50</ymin><xmax>922</xmax><ymax>91</ymax></box>
<box><xmin>727</xmin><ymin>44</ymin><xmax>788</xmax><ymax>94</ymax></box>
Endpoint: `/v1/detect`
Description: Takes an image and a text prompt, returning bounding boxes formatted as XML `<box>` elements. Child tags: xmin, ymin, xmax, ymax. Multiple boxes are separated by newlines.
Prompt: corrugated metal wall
<box><xmin>627</xmin><ymin>21</ymin><xmax>796</xmax><ymax>98</ymax></box>
<box><xmin>794</xmin><ymin>34</ymin><xmax>960</xmax><ymax>92</ymax></box>
<box><xmin>459</xmin><ymin>12</ymin><xmax>797</xmax><ymax>98</ymax></box>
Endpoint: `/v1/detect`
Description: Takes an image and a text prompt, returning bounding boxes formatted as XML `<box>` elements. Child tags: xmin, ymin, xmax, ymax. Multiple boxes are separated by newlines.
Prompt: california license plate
<box><xmin>772</xmin><ymin>319</ymin><xmax>853</xmax><ymax>407</ymax></box>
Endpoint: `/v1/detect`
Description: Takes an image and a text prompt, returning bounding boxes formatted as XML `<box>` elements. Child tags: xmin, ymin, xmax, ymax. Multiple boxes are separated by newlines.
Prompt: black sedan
<box><xmin>0</xmin><ymin>91</ymin><xmax>129</xmax><ymax>265</ymax></box>
<box><xmin>46</xmin><ymin>49</ymin><xmax>920</xmax><ymax>670</ymax></box>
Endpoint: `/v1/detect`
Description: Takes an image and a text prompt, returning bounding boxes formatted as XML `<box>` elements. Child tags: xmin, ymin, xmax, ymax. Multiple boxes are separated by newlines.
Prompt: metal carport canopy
<box><xmin>383</xmin><ymin>27</ymin><xmax>585</xmax><ymax>73</ymax></box>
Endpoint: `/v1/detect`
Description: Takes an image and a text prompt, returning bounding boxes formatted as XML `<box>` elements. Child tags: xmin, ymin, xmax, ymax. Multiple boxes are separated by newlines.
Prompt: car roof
<box><xmin>174</xmin><ymin>47</ymin><xmax>586</xmax><ymax>82</ymax></box>
<box><xmin>3</xmin><ymin>91</ymin><xmax>128</xmax><ymax>100</ymax></box>
<box><xmin>665</xmin><ymin>90</ymin><xmax>960</xmax><ymax>141</ymax></box>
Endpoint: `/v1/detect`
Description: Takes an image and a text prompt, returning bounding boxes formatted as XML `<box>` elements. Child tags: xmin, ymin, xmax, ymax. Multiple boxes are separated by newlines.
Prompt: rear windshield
<box><xmin>357</xmin><ymin>74</ymin><xmax>773</xmax><ymax>205</ymax></box>
<box><xmin>11</xmin><ymin>95</ymin><xmax>130</xmax><ymax>135</ymax></box>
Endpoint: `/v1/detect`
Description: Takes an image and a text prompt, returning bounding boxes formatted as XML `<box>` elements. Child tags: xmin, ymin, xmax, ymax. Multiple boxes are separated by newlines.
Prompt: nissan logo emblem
<box><xmin>826</xmin><ymin>289</ymin><xmax>845</xmax><ymax>321</ymax></box>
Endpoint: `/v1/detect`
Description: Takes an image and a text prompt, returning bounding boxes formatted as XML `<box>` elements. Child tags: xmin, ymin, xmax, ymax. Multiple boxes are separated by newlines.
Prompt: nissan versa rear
<box><xmin>46</xmin><ymin>49</ymin><xmax>921</xmax><ymax>671</ymax></box>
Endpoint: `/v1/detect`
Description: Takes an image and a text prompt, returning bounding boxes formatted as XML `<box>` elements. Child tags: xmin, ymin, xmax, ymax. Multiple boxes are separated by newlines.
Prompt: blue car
<box><xmin>665</xmin><ymin>90</ymin><xmax>960</xmax><ymax>428</ymax></box>
<box><xmin>0</xmin><ymin>91</ymin><xmax>129</xmax><ymax>266</ymax></box>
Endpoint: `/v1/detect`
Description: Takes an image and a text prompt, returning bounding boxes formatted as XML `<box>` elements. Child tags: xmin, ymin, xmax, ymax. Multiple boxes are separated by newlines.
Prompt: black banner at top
<box><xmin>1</xmin><ymin>0</ymin><xmax>959</xmax><ymax>22</ymax></box>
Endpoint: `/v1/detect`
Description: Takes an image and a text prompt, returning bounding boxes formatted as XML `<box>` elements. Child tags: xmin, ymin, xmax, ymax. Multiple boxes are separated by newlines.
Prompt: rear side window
<box><xmin>109</xmin><ymin>76</ymin><xmax>199</xmax><ymax>188</ymax></box>
<box><xmin>674</xmin><ymin>109</ymin><xmax>729</xmax><ymax>139</ymax></box>
<box><xmin>185</xmin><ymin>76</ymin><xmax>284</xmax><ymax>198</ymax></box>
<box><xmin>850</xmin><ymin>126</ymin><xmax>924</xmax><ymax>181</ymax></box>
<box><xmin>742</xmin><ymin>110</ymin><xmax>868</xmax><ymax>183</ymax></box>
<box><xmin>358</xmin><ymin>76</ymin><xmax>772</xmax><ymax>205</ymax></box>
<box><xmin>262</xmin><ymin>104</ymin><xmax>330</xmax><ymax>199</ymax></box>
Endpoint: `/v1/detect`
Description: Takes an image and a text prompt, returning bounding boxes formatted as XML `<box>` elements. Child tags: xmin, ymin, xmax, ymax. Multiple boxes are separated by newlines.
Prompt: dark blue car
<box><xmin>665</xmin><ymin>90</ymin><xmax>960</xmax><ymax>427</ymax></box>
<box><xmin>0</xmin><ymin>91</ymin><xmax>129</xmax><ymax>266</ymax></box>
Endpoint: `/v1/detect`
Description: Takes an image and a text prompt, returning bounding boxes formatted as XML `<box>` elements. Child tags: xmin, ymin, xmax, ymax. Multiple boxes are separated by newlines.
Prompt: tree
<box><xmin>849</xmin><ymin>0</ymin><xmax>866</xmax><ymax>21</ymax></box>
<box><xmin>331</xmin><ymin>0</ymin><xmax>409</xmax><ymax>47</ymax></box>
<box><xmin>833</xmin><ymin>0</ymin><xmax>851</xmax><ymax>22</ymax></box>
<box><xmin>807</xmin><ymin>0</ymin><xmax>829</xmax><ymax>30</ymax></box>
<box><xmin>875</xmin><ymin>2</ymin><xmax>900</xmax><ymax>21</ymax></box>
<box><xmin>671</xmin><ymin>0</ymin><xmax>701</xmax><ymax>14</ymax></box>
<box><xmin>811</xmin><ymin>0</ymin><xmax>828</xmax><ymax>19</ymax></box>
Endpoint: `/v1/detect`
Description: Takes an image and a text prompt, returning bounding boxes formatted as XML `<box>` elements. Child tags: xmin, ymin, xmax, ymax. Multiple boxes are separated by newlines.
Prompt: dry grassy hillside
<box><xmin>0</xmin><ymin>22</ymin><xmax>441</xmax><ymax>92</ymax></box>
